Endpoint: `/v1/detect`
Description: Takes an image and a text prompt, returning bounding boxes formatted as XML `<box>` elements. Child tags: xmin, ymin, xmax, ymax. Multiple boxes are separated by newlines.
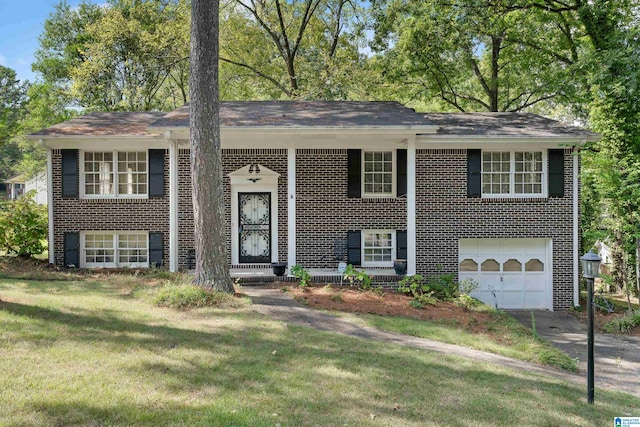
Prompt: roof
<box><xmin>148</xmin><ymin>101</ymin><xmax>434</xmax><ymax>129</ymax></box>
<box><xmin>30</xmin><ymin>112</ymin><xmax>167</xmax><ymax>136</ymax></box>
<box><xmin>423</xmin><ymin>112</ymin><xmax>599</xmax><ymax>139</ymax></box>
<box><xmin>3</xmin><ymin>174</ymin><xmax>25</xmax><ymax>184</ymax></box>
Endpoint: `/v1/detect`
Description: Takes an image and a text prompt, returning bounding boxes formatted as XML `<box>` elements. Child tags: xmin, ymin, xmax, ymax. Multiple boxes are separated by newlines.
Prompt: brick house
<box><xmin>30</xmin><ymin>101</ymin><xmax>598</xmax><ymax>310</ymax></box>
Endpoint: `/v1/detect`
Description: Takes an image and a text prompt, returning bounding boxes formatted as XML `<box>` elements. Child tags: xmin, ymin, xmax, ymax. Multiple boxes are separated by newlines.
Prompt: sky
<box><xmin>0</xmin><ymin>0</ymin><xmax>99</xmax><ymax>83</ymax></box>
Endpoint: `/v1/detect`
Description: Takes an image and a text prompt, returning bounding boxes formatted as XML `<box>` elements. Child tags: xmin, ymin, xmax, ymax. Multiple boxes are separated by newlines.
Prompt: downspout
<box><xmin>43</xmin><ymin>139</ymin><xmax>55</xmax><ymax>265</ymax></box>
<box><xmin>287</xmin><ymin>147</ymin><xmax>296</xmax><ymax>271</ymax></box>
<box><xmin>574</xmin><ymin>142</ymin><xmax>583</xmax><ymax>307</ymax></box>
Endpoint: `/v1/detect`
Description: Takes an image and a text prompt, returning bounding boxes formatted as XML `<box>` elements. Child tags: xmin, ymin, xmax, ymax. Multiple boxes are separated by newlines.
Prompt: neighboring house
<box><xmin>29</xmin><ymin>101</ymin><xmax>599</xmax><ymax>310</ymax></box>
<box><xmin>595</xmin><ymin>240</ymin><xmax>612</xmax><ymax>275</ymax></box>
<box><xmin>2</xmin><ymin>173</ymin><xmax>48</xmax><ymax>204</ymax></box>
<box><xmin>3</xmin><ymin>175</ymin><xmax>25</xmax><ymax>200</ymax></box>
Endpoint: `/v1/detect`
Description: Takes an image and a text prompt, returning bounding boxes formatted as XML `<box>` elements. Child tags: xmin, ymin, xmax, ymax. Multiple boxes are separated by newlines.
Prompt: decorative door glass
<box><xmin>239</xmin><ymin>192</ymin><xmax>271</xmax><ymax>263</ymax></box>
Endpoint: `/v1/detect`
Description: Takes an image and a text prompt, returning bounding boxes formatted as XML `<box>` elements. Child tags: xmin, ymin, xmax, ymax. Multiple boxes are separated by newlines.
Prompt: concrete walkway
<box><xmin>242</xmin><ymin>288</ymin><xmax>583</xmax><ymax>384</ymax></box>
<box><xmin>242</xmin><ymin>287</ymin><xmax>639</xmax><ymax>397</ymax></box>
<box><xmin>508</xmin><ymin>310</ymin><xmax>640</xmax><ymax>397</ymax></box>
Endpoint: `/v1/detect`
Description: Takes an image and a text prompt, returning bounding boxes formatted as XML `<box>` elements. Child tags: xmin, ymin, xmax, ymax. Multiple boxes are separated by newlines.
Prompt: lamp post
<box><xmin>581</xmin><ymin>249</ymin><xmax>601</xmax><ymax>404</ymax></box>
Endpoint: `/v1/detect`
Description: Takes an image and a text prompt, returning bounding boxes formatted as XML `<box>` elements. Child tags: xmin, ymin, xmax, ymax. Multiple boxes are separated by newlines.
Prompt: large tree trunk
<box><xmin>189</xmin><ymin>0</ymin><xmax>233</xmax><ymax>292</ymax></box>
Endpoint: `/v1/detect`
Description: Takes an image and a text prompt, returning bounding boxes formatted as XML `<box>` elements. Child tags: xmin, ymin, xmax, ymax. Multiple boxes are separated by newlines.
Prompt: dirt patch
<box><xmin>286</xmin><ymin>284</ymin><xmax>499</xmax><ymax>335</ymax></box>
<box><xmin>570</xmin><ymin>295</ymin><xmax>640</xmax><ymax>336</ymax></box>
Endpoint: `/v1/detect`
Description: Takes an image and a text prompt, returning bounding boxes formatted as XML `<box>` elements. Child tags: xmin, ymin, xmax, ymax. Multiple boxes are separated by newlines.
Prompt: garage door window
<box><xmin>460</xmin><ymin>259</ymin><xmax>478</xmax><ymax>271</ymax></box>
<box><xmin>525</xmin><ymin>259</ymin><xmax>544</xmax><ymax>271</ymax></box>
<box><xmin>481</xmin><ymin>259</ymin><xmax>500</xmax><ymax>271</ymax></box>
<box><xmin>503</xmin><ymin>259</ymin><xmax>522</xmax><ymax>272</ymax></box>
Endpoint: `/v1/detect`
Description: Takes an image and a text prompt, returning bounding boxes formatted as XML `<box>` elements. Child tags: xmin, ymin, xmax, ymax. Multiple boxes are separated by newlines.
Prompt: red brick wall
<box><xmin>51</xmin><ymin>149</ymin><xmax>170</xmax><ymax>267</ymax></box>
<box><xmin>295</xmin><ymin>149</ymin><xmax>407</xmax><ymax>268</ymax></box>
<box><xmin>415</xmin><ymin>149</ymin><xmax>575</xmax><ymax>310</ymax></box>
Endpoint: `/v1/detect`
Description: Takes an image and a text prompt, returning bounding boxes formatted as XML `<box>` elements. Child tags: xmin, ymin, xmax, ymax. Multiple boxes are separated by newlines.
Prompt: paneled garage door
<box><xmin>458</xmin><ymin>238</ymin><xmax>552</xmax><ymax>310</ymax></box>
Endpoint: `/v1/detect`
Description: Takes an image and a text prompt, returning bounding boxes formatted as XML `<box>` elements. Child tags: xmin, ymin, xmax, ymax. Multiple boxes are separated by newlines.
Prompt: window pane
<box><xmin>363</xmin><ymin>151</ymin><xmax>393</xmax><ymax>196</ymax></box>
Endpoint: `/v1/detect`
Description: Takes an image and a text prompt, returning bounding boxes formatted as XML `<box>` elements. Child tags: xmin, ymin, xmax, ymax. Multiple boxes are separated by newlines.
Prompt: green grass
<box><xmin>0</xmin><ymin>277</ymin><xmax>638</xmax><ymax>426</ymax></box>
<box><xmin>333</xmin><ymin>306</ymin><xmax>578</xmax><ymax>371</ymax></box>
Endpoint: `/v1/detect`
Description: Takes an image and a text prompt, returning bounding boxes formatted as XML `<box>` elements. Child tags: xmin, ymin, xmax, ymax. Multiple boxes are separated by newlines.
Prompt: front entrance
<box><xmin>238</xmin><ymin>192</ymin><xmax>271</xmax><ymax>263</ymax></box>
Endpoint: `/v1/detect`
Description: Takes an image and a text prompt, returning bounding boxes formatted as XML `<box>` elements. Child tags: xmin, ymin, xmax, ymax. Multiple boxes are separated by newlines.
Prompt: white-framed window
<box><xmin>81</xmin><ymin>232</ymin><xmax>149</xmax><ymax>268</ymax></box>
<box><xmin>482</xmin><ymin>151</ymin><xmax>545</xmax><ymax>197</ymax></box>
<box><xmin>82</xmin><ymin>151</ymin><xmax>148</xmax><ymax>198</ymax></box>
<box><xmin>362</xmin><ymin>230</ymin><xmax>395</xmax><ymax>267</ymax></box>
<box><xmin>363</xmin><ymin>151</ymin><xmax>395</xmax><ymax>197</ymax></box>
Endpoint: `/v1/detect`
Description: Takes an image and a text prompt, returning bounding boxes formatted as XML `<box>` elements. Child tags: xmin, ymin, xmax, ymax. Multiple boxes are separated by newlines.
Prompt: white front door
<box><xmin>458</xmin><ymin>238</ymin><xmax>552</xmax><ymax>310</ymax></box>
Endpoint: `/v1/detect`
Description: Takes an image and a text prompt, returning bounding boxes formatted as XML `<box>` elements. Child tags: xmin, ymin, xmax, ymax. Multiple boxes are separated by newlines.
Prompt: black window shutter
<box><xmin>148</xmin><ymin>149</ymin><xmax>165</xmax><ymax>197</ymax></box>
<box><xmin>467</xmin><ymin>149</ymin><xmax>482</xmax><ymax>198</ymax></box>
<box><xmin>64</xmin><ymin>232</ymin><xmax>79</xmax><ymax>268</ymax></box>
<box><xmin>347</xmin><ymin>149</ymin><xmax>361</xmax><ymax>198</ymax></box>
<box><xmin>548</xmin><ymin>149</ymin><xmax>564</xmax><ymax>198</ymax></box>
<box><xmin>397</xmin><ymin>149</ymin><xmax>407</xmax><ymax>197</ymax></box>
<box><xmin>347</xmin><ymin>230</ymin><xmax>361</xmax><ymax>265</ymax></box>
<box><xmin>149</xmin><ymin>232</ymin><xmax>163</xmax><ymax>267</ymax></box>
<box><xmin>61</xmin><ymin>149</ymin><xmax>79</xmax><ymax>198</ymax></box>
<box><xmin>396</xmin><ymin>230</ymin><xmax>407</xmax><ymax>260</ymax></box>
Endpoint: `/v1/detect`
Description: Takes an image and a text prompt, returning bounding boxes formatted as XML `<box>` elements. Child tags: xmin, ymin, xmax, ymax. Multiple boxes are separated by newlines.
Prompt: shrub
<box><xmin>153</xmin><ymin>284</ymin><xmax>244</xmax><ymax>309</ymax></box>
<box><xmin>0</xmin><ymin>192</ymin><xmax>48</xmax><ymax>258</ymax></box>
<box><xmin>343</xmin><ymin>264</ymin><xmax>372</xmax><ymax>289</ymax></box>
<box><xmin>291</xmin><ymin>264</ymin><xmax>311</xmax><ymax>287</ymax></box>
<box><xmin>398</xmin><ymin>273</ymin><xmax>459</xmax><ymax>304</ymax></box>
<box><xmin>603</xmin><ymin>310</ymin><xmax>640</xmax><ymax>333</ymax></box>
<box><xmin>455</xmin><ymin>279</ymin><xmax>481</xmax><ymax>309</ymax></box>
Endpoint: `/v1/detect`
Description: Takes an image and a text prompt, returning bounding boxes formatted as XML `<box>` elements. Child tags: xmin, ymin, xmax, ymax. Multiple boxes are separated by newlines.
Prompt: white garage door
<box><xmin>458</xmin><ymin>238</ymin><xmax>552</xmax><ymax>310</ymax></box>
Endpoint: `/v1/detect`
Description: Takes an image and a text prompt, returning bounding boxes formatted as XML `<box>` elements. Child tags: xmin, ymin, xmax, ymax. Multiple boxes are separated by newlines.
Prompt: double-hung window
<box><xmin>362</xmin><ymin>230</ymin><xmax>395</xmax><ymax>267</ymax></box>
<box><xmin>82</xmin><ymin>232</ymin><xmax>149</xmax><ymax>268</ymax></box>
<box><xmin>363</xmin><ymin>151</ymin><xmax>394</xmax><ymax>197</ymax></box>
<box><xmin>482</xmin><ymin>151</ymin><xmax>545</xmax><ymax>197</ymax></box>
<box><xmin>83</xmin><ymin>151</ymin><xmax>148</xmax><ymax>198</ymax></box>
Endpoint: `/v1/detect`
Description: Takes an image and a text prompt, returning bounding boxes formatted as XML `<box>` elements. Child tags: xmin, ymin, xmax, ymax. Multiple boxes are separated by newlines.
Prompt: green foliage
<box><xmin>342</xmin><ymin>264</ymin><xmax>372</xmax><ymax>289</ymax></box>
<box><xmin>603</xmin><ymin>310</ymin><xmax>640</xmax><ymax>334</ymax></box>
<box><xmin>153</xmin><ymin>283</ymin><xmax>242</xmax><ymax>309</ymax></box>
<box><xmin>0</xmin><ymin>193</ymin><xmax>48</xmax><ymax>257</ymax></box>
<box><xmin>454</xmin><ymin>278</ymin><xmax>481</xmax><ymax>309</ymax></box>
<box><xmin>369</xmin><ymin>0</ymin><xmax>580</xmax><ymax>112</ymax></box>
<box><xmin>0</xmin><ymin>65</ymin><xmax>29</xmax><ymax>146</ymax></box>
<box><xmin>290</xmin><ymin>264</ymin><xmax>311</xmax><ymax>287</ymax></box>
<box><xmin>398</xmin><ymin>273</ymin><xmax>456</xmax><ymax>307</ymax></box>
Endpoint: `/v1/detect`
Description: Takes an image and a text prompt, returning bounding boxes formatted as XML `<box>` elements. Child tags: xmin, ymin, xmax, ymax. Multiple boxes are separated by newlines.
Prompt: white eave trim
<box><xmin>416</xmin><ymin>135</ymin><xmax>598</xmax><ymax>149</ymax></box>
<box><xmin>35</xmin><ymin>135</ymin><xmax>170</xmax><ymax>150</ymax></box>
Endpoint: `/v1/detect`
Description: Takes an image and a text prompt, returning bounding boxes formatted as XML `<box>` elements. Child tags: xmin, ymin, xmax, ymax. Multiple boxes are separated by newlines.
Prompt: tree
<box><xmin>220</xmin><ymin>0</ymin><xmax>367</xmax><ymax>99</ymax></box>
<box><xmin>369</xmin><ymin>0</ymin><xmax>583</xmax><ymax>112</ymax></box>
<box><xmin>190</xmin><ymin>0</ymin><xmax>233</xmax><ymax>292</ymax></box>
<box><xmin>0</xmin><ymin>66</ymin><xmax>28</xmax><ymax>146</ymax></box>
<box><xmin>34</xmin><ymin>0</ymin><xmax>190</xmax><ymax>111</ymax></box>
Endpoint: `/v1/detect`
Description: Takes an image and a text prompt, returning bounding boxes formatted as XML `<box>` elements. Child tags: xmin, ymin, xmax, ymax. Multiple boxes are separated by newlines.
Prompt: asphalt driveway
<box><xmin>508</xmin><ymin>310</ymin><xmax>640</xmax><ymax>396</ymax></box>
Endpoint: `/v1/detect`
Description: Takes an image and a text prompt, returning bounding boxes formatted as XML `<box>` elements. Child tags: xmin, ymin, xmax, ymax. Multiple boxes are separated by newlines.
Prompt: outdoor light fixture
<box><xmin>247</xmin><ymin>164</ymin><xmax>262</xmax><ymax>183</ymax></box>
<box><xmin>580</xmin><ymin>249</ymin><xmax>601</xmax><ymax>405</ymax></box>
<box><xmin>581</xmin><ymin>249</ymin><xmax>601</xmax><ymax>279</ymax></box>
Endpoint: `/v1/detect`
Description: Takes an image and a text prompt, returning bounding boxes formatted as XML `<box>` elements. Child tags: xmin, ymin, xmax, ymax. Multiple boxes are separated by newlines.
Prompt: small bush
<box><xmin>603</xmin><ymin>310</ymin><xmax>640</xmax><ymax>333</ymax></box>
<box><xmin>343</xmin><ymin>264</ymin><xmax>372</xmax><ymax>289</ymax></box>
<box><xmin>398</xmin><ymin>273</ymin><xmax>458</xmax><ymax>304</ymax></box>
<box><xmin>153</xmin><ymin>284</ymin><xmax>244</xmax><ymax>309</ymax></box>
<box><xmin>0</xmin><ymin>192</ymin><xmax>48</xmax><ymax>257</ymax></box>
<box><xmin>291</xmin><ymin>264</ymin><xmax>311</xmax><ymax>287</ymax></box>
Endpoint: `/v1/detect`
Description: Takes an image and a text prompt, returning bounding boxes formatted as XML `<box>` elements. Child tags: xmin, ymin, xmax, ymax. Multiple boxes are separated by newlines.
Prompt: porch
<box><xmin>229</xmin><ymin>265</ymin><xmax>403</xmax><ymax>287</ymax></box>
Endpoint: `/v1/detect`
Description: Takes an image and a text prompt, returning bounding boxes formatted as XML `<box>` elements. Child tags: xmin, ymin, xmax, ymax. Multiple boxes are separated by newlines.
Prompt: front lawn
<box><xmin>0</xmin><ymin>274</ymin><xmax>638</xmax><ymax>426</ymax></box>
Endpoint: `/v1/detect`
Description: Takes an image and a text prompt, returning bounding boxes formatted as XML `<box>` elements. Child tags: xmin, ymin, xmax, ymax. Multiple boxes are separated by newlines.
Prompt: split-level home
<box><xmin>29</xmin><ymin>101</ymin><xmax>599</xmax><ymax>310</ymax></box>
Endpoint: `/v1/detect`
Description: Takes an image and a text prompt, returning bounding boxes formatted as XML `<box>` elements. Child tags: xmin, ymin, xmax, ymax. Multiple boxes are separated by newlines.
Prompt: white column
<box><xmin>46</xmin><ymin>143</ymin><xmax>54</xmax><ymax>265</ymax></box>
<box><xmin>287</xmin><ymin>147</ymin><xmax>296</xmax><ymax>269</ymax></box>
<box><xmin>169</xmin><ymin>137</ymin><xmax>179</xmax><ymax>272</ymax></box>
<box><xmin>407</xmin><ymin>137</ymin><xmax>417</xmax><ymax>275</ymax></box>
<box><xmin>573</xmin><ymin>146</ymin><xmax>580</xmax><ymax>307</ymax></box>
